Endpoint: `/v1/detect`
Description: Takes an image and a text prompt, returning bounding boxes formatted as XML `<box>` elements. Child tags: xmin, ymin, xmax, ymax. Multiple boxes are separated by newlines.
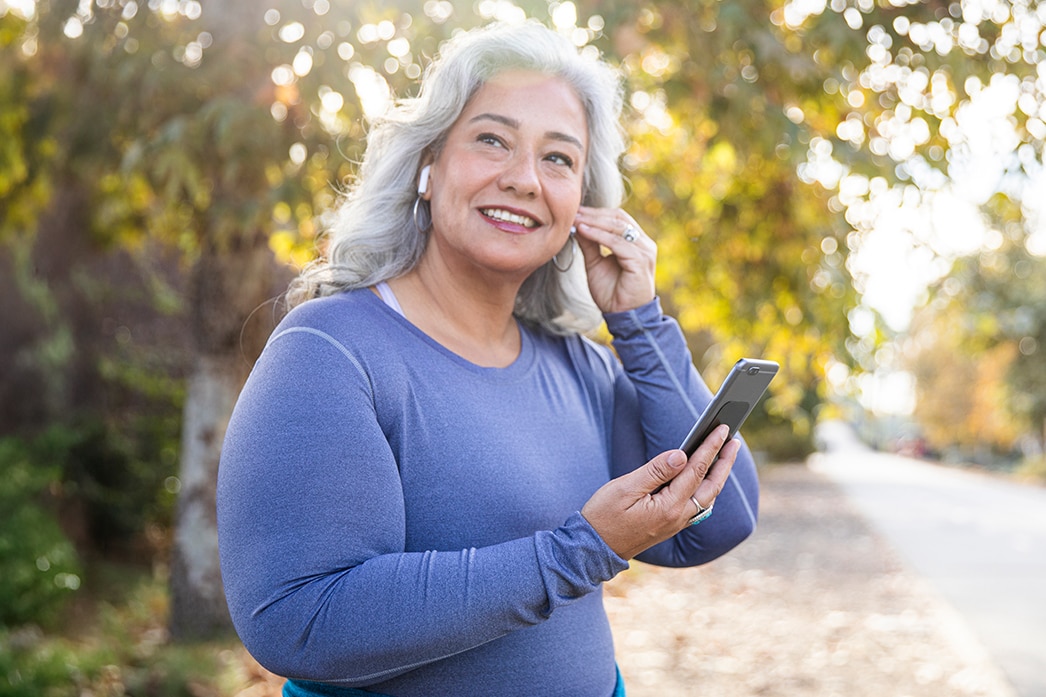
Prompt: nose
<box><xmin>498</xmin><ymin>152</ymin><xmax>540</xmax><ymax>198</ymax></box>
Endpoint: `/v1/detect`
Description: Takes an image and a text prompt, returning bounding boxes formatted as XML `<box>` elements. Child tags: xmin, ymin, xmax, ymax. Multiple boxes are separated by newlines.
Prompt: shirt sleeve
<box><xmin>216</xmin><ymin>327</ymin><xmax>628</xmax><ymax>685</ymax></box>
<box><xmin>602</xmin><ymin>298</ymin><xmax>760</xmax><ymax>567</ymax></box>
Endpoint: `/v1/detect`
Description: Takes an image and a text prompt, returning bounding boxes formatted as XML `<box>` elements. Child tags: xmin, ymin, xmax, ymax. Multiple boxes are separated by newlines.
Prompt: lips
<box><xmin>480</xmin><ymin>207</ymin><xmax>540</xmax><ymax>229</ymax></box>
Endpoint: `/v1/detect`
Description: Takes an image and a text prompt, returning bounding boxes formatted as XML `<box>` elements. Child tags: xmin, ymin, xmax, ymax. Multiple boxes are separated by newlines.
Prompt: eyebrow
<box><xmin>469</xmin><ymin>112</ymin><xmax>585</xmax><ymax>152</ymax></box>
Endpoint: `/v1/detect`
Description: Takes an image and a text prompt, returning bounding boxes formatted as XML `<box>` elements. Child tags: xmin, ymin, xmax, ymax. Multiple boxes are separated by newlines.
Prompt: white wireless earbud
<box><xmin>418</xmin><ymin>165</ymin><xmax>431</xmax><ymax>196</ymax></box>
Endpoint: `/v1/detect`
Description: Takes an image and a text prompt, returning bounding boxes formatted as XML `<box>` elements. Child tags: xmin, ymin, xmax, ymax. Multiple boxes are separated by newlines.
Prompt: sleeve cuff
<box><xmin>602</xmin><ymin>297</ymin><xmax>665</xmax><ymax>340</ymax></box>
<box><xmin>533</xmin><ymin>512</ymin><xmax>629</xmax><ymax>617</ymax></box>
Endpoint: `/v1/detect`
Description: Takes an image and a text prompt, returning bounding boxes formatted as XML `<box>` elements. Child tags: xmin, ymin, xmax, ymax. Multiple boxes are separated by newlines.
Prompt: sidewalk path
<box><xmin>604</xmin><ymin>461</ymin><xmax>1016</xmax><ymax>697</ymax></box>
<box><xmin>810</xmin><ymin>422</ymin><xmax>1046</xmax><ymax>697</ymax></box>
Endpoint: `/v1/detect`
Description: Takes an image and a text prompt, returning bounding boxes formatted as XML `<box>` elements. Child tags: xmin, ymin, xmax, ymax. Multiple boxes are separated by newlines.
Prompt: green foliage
<box><xmin>0</xmin><ymin>571</ymin><xmax>238</xmax><ymax>697</ymax></box>
<box><xmin>0</xmin><ymin>435</ymin><xmax>81</xmax><ymax>629</ymax></box>
<box><xmin>908</xmin><ymin>231</ymin><xmax>1046</xmax><ymax>456</ymax></box>
<box><xmin>585</xmin><ymin>0</ymin><xmax>860</xmax><ymax>437</ymax></box>
<box><xmin>0</xmin><ymin>0</ymin><xmax>871</xmax><ymax>436</ymax></box>
<box><xmin>1015</xmin><ymin>456</ymin><xmax>1046</xmax><ymax>485</ymax></box>
<box><xmin>743</xmin><ymin>402</ymin><xmax>818</xmax><ymax>463</ymax></box>
<box><xmin>58</xmin><ymin>420</ymin><xmax>181</xmax><ymax>550</ymax></box>
<box><xmin>0</xmin><ymin>418</ymin><xmax>181</xmax><ymax>630</ymax></box>
<box><xmin>3</xmin><ymin>0</ymin><xmax>1043</xmax><ymax>641</ymax></box>
<box><xmin>0</xmin><ymin>14</ymin><xmax>56</xmax><ymax>241</ymax></box>
<box><xmin>2</xmin><ymin>603</ymin><xmax>84</xmax><ymax>693</ymax></box>
<box><xmin>0</xmin><ymin>627</ymin><xmax>84</xmax><ymax>697</ymax></box>
<box><xmin>745</xmin><ymin>420</ymin><xmax>816</xmax><ymax>464</ymax></box>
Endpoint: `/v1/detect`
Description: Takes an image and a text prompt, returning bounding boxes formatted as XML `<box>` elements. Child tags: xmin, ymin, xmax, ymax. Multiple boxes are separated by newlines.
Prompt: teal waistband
<box><xmin>283</xmin><ymin>680</ymin><xmax>388</xmax><ymax>697</ymax></box>
<box><xmin>613</xmin><ymin>663</ymin><xmax>626</xmax><ymax>697</ymax></box>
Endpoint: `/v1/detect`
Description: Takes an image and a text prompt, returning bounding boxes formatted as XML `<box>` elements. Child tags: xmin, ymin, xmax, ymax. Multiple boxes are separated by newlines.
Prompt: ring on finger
<box><xmin>622</xmin><ymin>225</ymin><xmax>638</xmax><ymax>243</ymax></box>
<box><xmin>687</xmin><ymin>496</ymin><xmax>715</xmax><ymax>526</ymax></box>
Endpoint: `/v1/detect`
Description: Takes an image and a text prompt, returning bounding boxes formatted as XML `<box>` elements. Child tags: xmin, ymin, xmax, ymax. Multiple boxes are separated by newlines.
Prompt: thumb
<box><xmin>628</xmin><ymin>449</ymin><xmax>688</xmax><ymax>495</ymax></box>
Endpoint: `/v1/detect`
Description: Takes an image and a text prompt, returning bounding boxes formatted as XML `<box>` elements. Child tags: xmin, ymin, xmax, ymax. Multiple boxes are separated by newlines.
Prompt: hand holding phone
<box><xmin>679</xmin><ymin>358</ymin><xmax>779</xmax><ymax>457</ymax></box>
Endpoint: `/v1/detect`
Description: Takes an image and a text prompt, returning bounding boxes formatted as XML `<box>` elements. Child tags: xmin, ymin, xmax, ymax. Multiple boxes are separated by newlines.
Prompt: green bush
<box><xmin>0</xmin><ymin>435</ymin><xmax>82</xmax><ymax>629</ymax></box>
<box><xmin>0</xmin><ymin>626</ymin><xmax>83</xmax><ymax>697</ymax></box>
<box><xmin>0</xmin><ymin>572</ymin><xmax>236</xmax><ymax>697</ymax></box>
<box><xmin>1015</xmin><ymin>455</ymin><xmax>1046</xmax><ymax>484</ymax></box>
<box><xmin>58</xmin><ymin>420</ymin><xmax>179</xmax><ymax>551</ymax></box>
<box><xmin>745</xmin><ymin>421</ymin><xmax>816</xmax><ymax>463</ymax></box>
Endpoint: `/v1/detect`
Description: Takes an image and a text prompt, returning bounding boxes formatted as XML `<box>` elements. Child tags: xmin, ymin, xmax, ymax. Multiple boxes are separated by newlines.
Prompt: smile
<box><xmin>480</xmin><ymin>208</ymin><xmax>539</xmax><ymax>228</ymax></box>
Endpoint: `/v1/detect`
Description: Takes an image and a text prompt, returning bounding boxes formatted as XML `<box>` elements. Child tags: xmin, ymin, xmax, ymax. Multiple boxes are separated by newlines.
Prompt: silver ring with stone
<box><xmin>687</xmin><ymin>496</ymin><xmax>715</xmax><ymax>526</ymax></box>
<box><xmin>622</xmin><ymin>225</ymin><xmax>638</xmax><ymax>243</ymax></box>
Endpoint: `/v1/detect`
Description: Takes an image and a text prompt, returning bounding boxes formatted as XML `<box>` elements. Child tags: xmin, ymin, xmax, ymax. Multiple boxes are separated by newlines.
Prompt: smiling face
<box><xmin>422</xmin><ymin>70</ymin><xmax>588</xmax><ymax>283</ymax></box>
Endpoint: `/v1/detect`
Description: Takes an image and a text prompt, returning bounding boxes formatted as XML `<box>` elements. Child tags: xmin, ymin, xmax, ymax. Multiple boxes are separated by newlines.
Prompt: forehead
<box><xmin>458</xmin><ymin>70</ymin><xmax>588</xmax><ymax>146</ymax></box>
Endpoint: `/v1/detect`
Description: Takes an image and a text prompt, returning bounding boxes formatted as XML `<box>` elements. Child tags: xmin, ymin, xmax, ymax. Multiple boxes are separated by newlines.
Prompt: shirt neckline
<box><xmin>361</xmin><ymin>286</ymin><xmax>538</xmax><ymax>377</ymax></box>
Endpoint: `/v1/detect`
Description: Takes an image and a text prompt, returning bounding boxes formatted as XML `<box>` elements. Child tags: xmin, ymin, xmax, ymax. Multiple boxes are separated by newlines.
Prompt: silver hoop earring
<box><xmin>412</xmin><ymin>196</ymin><xmax>431</xmax><ymax>234</ymax></box>
<box><xmin>552</xmin><ymin>231</ymin><xmax>577</xmax><ymax>272</ymax></box>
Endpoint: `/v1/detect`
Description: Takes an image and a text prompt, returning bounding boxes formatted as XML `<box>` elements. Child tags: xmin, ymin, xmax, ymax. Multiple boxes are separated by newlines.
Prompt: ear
<box><xmin>417</xmin><ymin>164</ymin><xmax>432</xmax><ymax>199</ymax></box>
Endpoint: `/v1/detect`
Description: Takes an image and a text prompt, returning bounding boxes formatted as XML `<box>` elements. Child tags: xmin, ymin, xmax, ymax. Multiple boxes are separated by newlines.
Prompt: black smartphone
<box><xmin>679</xmin><ymin>358</ymin><xmax>779</xmax><ymax>457</ymax></box>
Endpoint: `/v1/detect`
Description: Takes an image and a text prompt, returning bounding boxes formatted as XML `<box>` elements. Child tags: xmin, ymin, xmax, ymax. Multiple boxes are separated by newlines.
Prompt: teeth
<box><xmin>482</xmin><ymin>208</ymin><xmax>538</xmax><ymax>228</ymax></box>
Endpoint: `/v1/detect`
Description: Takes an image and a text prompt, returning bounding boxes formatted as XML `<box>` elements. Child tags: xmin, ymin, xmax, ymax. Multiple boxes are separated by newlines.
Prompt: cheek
<box><xmin>559</xmin><ymin>188</ymin><xmax>584</xmax><ymax>217</ymax></box>
<box><xmin>432</xmin><ymin>160</ymin><xmax>491</xmax><ymax>206</ymax></box>
<box><xmin>545</xmin><ymin>172</ymin><xmax>584</xmax><ymax>207</ymax></box>
<box><xmin>565</xmin><ymin>173</ymin><xmax>586</xmax><ymax>207</ymax></box>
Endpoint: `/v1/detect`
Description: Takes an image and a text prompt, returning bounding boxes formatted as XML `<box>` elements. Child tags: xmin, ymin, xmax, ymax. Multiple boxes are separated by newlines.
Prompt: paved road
<box><xmin>810</xmin><ymin>422</ymin><xmax>1046</xmax><ymax>697</ymax></box>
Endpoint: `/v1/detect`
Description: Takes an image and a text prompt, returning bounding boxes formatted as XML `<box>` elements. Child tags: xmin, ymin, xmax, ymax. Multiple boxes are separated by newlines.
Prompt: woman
<box><xmin>217</xmin><ymin>21</ymin><xmax>759</xmax><ymax>697</ymax></box>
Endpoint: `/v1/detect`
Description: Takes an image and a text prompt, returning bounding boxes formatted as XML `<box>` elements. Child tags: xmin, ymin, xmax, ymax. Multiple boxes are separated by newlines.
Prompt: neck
<box><xmin>389</xmin><ymin>258</ymin><xmax>524</xmax><ymax>368</ymax></box>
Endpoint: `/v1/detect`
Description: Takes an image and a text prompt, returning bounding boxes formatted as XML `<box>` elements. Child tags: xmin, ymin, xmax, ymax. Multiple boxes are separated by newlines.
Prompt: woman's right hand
<box><xmin>580</xmin><ymin>424</ymin><xmax>741</xmax><ymax>560</ymax></box>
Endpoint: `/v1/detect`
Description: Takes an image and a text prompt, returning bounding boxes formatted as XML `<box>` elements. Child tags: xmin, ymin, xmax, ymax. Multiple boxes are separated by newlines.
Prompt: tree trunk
<box><xmin>168</xmin><ymin>231</ymin><xmax>286</xmax><ymax>640</ymax></box>
<box><xmin>168</xmin><ymin>353</ymin><xmax>238</xmax><ymax>639</ymax></box>
<box><xmin>164</xmin><ymin>0</ymin><xmax>286</xmax><ymax>641</ymax></box>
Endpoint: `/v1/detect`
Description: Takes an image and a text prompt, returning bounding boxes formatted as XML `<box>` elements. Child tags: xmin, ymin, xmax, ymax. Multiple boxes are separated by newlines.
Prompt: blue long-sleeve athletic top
<box><xmin>217</xmin><ymin>289</ymin><xmax>759</xmax><ymax>697</ymax></box>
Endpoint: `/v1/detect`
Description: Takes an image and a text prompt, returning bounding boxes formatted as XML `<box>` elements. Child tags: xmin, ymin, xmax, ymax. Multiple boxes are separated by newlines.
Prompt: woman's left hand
<box><xmin>573</xmin><ymin>206</ymin><xmax>657</xmax><ymax>314</ymax></box>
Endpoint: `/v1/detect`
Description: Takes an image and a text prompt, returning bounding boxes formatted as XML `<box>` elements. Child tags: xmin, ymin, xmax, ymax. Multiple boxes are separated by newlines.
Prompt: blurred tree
<box><xmin>0</xmin><ymin>0</ymin><xmax>475</xmax><ymax>640</ymax></box>
<box><xmin>908</xmin><ymin>213</ymin><xmax>1046</xmax><ymax>458</ymax></box>
<box><xmin>594</xmin><ymin>0</ymin><xmax>1046</xmax><ymax>454</ymax></box>
<box><xmin>6</xmin><ymin>0</ymin><xmax>1044</xmax><ymax>642</ymax></box>
<box><xmin>0</xmin><ymin>0</ymin><xmax>886</xmax><ymax>638</ymax></box>
<box><xmin>584</xmin><ymin>0</ymin><xmax>862</xmax><ymax>445</ymax></box>
<box><xmin>755</xmin><ymin>0</ymin><xmax>1046</xmax><ymax>447</ymax></box>
<box><xmin>2</xmin><ymin>0</ymin><xmax>309</xmax><ymax>637</ymax></box>
<box><xmin>907</xmin><ymin>308</ymin><xmax>1022</xmax><ymax>455</ymax></box>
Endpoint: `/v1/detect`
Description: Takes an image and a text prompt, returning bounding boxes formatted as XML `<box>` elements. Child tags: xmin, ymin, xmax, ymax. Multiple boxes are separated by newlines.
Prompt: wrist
<box><xmin>602</xmin><ymin>296</ymin><xmax>663</xmax><ymax>335</ymax></box>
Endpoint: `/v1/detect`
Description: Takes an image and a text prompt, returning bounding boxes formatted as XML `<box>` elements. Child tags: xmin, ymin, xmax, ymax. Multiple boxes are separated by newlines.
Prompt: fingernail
<box><xmin>667</xmin><ymin>450</ymin><xmax>687</xmax><ymax>468</ymax></box>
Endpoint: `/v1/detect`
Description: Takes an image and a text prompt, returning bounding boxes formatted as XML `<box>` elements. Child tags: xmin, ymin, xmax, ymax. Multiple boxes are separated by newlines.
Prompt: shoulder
<box><xmin>573</xmin><ymin>334</ymin><xmax>619</xmax><ymax>384</ymax></box>
<box><xmin>528</xmin><ymin>325</ymin><xmax>620</xmax><ymax>387</ymax></box>
<box><xmin>271</xmin><ymin>289</ymin><xmax>386</xmax><ymax>346</ymax></box>
<box><xmin>278</xmin><ymin>289</ymin><xmax>377</xmax><ymax>330</ymax></box>
<box><xmin>257</xmin><ymin>289</ymin><xmax>403</xmax><ymax>376</ymax></box>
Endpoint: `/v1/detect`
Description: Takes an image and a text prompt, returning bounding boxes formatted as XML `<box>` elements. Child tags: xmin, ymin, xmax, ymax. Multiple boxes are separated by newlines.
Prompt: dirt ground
<box><xmin>227</xmin><ymin>463</ymin><xmax>1018</xmax><ymax>697</ymax></box>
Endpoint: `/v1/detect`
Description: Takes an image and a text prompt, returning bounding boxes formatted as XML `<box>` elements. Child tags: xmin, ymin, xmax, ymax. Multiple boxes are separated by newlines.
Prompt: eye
<box><xmin>477</xmin><ymin>133</ymin><xmax>505</xmax><ymax>148</ymax></box>
<box><xmin>545</xmin><ymin>152</ymin><xmax>575</xmax><ymax>168</ymax></box>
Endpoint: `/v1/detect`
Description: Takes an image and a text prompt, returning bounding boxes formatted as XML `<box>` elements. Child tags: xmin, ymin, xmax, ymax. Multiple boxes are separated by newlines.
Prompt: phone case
<box><xmin>679</xmin><ymin>358</ymin><xmax>779</xmax><ymax>456</ymax></box>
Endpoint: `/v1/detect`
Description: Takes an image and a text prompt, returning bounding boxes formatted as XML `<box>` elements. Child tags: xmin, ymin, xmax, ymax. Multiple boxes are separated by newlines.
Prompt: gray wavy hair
<box><xmin>287</xmin><ymin>21</ymin><xmax>627</xmax><ymax>335</ymax></box>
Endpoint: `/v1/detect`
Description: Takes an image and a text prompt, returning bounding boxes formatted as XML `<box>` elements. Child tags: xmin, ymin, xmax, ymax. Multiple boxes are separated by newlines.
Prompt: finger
<box><xmin>662</xmin><ymin>424</ymin><xmax>731</xmax><ymax>499</ymax></box>
<box><xmin>575</xmin><ymin>205</ymin><xmax>623</xmax><ymax>226</ymax></box>
<box><xmin>621</xmin><ymin>449</ymin><xmax>688</xmax><ymax>496</ymax></box>
<box><xmin>572</xmin><ymin>225</ymin><xmax>609</xmax><ymax>262</ymax></box>
<box><xmin>694</xmin><ymin>424</ymin><xmax>732</xmax><ymax>476</ymax></box>
<box><xmin>579</xmin><ymin>449</ymin><xmax>691</xmax><ymax>559</ymax></box>
<box><xmin>691</xmin><ymin>437</ymin><xmax>741</xmax><ymax>506</ymax></box>
<box><xmin>576</xmin><ymin>205</ymin><xmax>636</xmax><ymax>229</ymax></box>
<box><xmin>574</xmin><ymin>208</ymin><xmax>647</xmax><ymax>247</ymax></box>
<box><xmin>690</xmin><ymin>423</ymin><xmax>731</xmax><ymax>477</ymax></box>
<box><xmin>574</xmin><ymin>219</ymin><xmax>646</xmax><ymax>249</ymax></box>
<box><xmin>574</xmin><ymin>218</ymin><xmax>655</xmax><ymax>283</ymax></box>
